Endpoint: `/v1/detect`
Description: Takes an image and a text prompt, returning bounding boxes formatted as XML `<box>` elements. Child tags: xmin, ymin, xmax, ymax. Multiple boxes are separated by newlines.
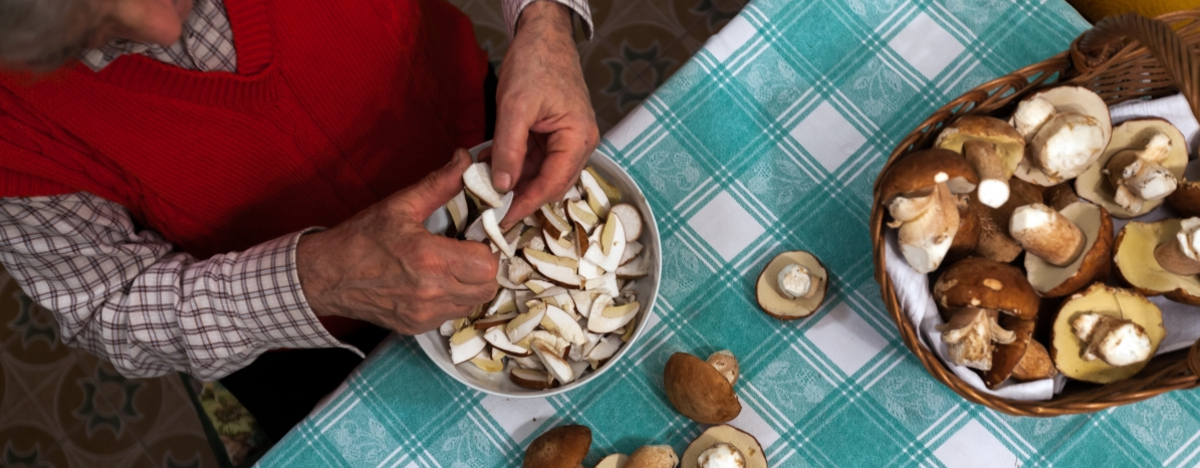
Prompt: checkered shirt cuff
<box><xmin>503</xmin><ymin>0</ymin><xmax>594</xmax><ymax>40</ymax></box>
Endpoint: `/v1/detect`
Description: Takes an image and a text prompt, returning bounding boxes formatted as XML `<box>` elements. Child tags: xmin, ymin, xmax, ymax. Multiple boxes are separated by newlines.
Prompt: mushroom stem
<box><xmin>1010</xmin><ymin>203</ymin><xmax>1086</xmax><ymax>267</ymax></box>
<box><xmin>935</xmin><ymin>307</ymin><xmax>1016</xmax><ymax>371</ymax></box>
<box><xmin>1011</xmin><ymin>340</ymin><xmax>1057</xmax><ymax>381</ymax></box>
<box><xmin>1029</xmin><ymin>112</ymin><xmax>1106</xmax><ymax>180</ymax></box>
<box><xmin>895</xmin><ymin>182</ymin><xmax>959</xmax><ymax>274</ymax></box>
<box><xmin>1154</xmin><ymin>217</ymin><xmax>1200</xmax><ymax>275</ymax></box>
<box><xmin>1105</xmin><ymin>149</ymin><xmax>1178</xmax><ymax>212</ymax></box>
<box><xmin>1072</xmin><ymin>313</ymin><xmax>1152</xmax><ymax>367</ymax></box>
<box><xmin>964</xmin><ymin>140</ymin><xmax>1011</xmax><ymax>208</ymax></box>
<box><xmin>1012</xmin><ymin>96</ymin><xmax>1056</xmax><ymax>139</ymax></box>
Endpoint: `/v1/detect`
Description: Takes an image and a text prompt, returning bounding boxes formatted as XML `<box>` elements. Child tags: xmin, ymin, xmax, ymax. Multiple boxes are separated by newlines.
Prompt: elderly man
<box><xmin>0</xmin><ymin>0</ymin><xmax>598</xmax><ymax>439</ymax></box>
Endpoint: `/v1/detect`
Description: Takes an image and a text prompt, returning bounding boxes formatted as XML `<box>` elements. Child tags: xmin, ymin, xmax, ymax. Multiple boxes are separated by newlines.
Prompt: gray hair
<box><xmin>0</xmin><ymin>0</ymin><xmax>97</xmax><ymax>71</ymax></box>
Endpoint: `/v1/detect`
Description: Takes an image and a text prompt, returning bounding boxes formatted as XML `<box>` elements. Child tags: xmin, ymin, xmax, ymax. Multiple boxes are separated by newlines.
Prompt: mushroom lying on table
<box><xmin>1009</xmin><ymin>87</ymin><xmax>1113</xmax><ymax>186</ymax></box>
<box><xmin>1076</xmin><ymin>119</ymin><xmax>1187</xmax><ymax>217</ymax></box>
<box><xmin>1051</xmin><ymin>284</ymin><xmax>1165</xmax><ymax>384</ymax></box>
<box><xmin>932</xmin><ymin>257</ymin><xmax>1039</xmax><ymax>372</ymax></box>
<box><xmin>524</xmin><ymin>425</ymin><xmax>591</xmax><ymax>468</ymax></box>
<box><xmin>1009</xmin><ymin>201</ymin><xmax>1113</xmax><ymax>297</ymax></box>
<box><xmin>755</xmin><ymin>251</ymin><xmax>828</xmax><ymax>319</ymax></box>
<box><xmin>681</xmin><ymin>425</ymin><xmax>768</xmax><ymax>468</ymax></box>
<box><xmin>663</xmin><ymin>351</ymin><xmax>742</xmax><ymax>424</ymax></box>
<box><xmin>1114</xmin><ymin>217</ymin><xmax>1200</xmax><ymax>305</ymax></box>
<box><xmin>878</xmin><ymin>149</ymin><xmax>979</xmax><ymax>273</ymax></box>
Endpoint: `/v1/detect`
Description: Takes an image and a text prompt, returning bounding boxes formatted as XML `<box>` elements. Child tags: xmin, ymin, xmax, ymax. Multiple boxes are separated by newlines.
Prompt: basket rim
<box><xmin>871</xmin><ymin>9</ymin><xmax>1200</xmax><ymax>417</ymax></box>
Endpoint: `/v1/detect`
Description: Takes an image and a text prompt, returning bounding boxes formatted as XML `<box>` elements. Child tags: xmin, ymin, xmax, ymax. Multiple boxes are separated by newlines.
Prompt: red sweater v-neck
<box><xmin>0</xmin><ymin>0</ymin><xmax>488</xmax><ymax>259</ymax></box>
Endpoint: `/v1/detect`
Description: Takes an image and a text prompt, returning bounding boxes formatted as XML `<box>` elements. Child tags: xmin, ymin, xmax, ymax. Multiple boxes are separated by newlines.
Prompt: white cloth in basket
<box><xmin>885</xmin><ymin>93</ymin><xmax>1200</xmax><ymax>401</ymax></box>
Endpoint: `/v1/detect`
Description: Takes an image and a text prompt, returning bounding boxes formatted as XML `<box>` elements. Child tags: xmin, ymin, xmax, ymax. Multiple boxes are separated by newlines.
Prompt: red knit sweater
<box><xmin>0</xmin><ymin>0</ymin><xmax>488</xmax><ymax>258</ymax></box>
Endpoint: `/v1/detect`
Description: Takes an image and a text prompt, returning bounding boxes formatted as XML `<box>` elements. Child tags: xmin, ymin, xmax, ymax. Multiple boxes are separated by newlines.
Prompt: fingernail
<box><xmin>445</xmin><ymin>150</ymin><xmax>461</xmax><ymax>168</ymax></box>
<box><xmin>494</xmin><ymin>171</ymin><xmax>512</xmax><ymax>191</ymax></box>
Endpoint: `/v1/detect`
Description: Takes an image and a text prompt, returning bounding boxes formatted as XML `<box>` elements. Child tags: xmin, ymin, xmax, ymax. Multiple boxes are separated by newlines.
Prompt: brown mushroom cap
<box><xmin>968</xmin><ymin>178</ymin><xmax>1043</xmax><ymax>263</ymax></box>
<box><xmin>1114</xmin><ymin>219</ymin><xmax>1200</xmax><ymax>305</ymax></box>
<box><xmin>946</xmin><ymin>200</ymin><xmax>981</xmax><ymax>263</ymax></box>
<box><xmin>1011</xmin><ymin>339</ymin><xmax>1057</xmax><ymax>381</ymax></box>
<box><xmin>524</xmin><ymin>425</ymin><xmax>592</xmax><ymax>468</ymax></box>
<box><xmin>625</xmin><ymin>445</ymin><xmax>678</xmax><ymax>468</ymax></box>
<box><xmin>1075</xmin><ymin>118</ymin><xmax>1188</xmax><ymax>218</ymax></box>
<box><xmin>1167</xmin><ymin>180</ymin><xmax>1200</xmax><ymax>218</ymax></box>
<box><xmin>932</xmin><ymin>257</ymin><xmax>1039</xmax><ymax>320</ymax></box>
<box><xmin>878</xmin><ymin>149</ymin><xmax>979</xmax><ymax>203</ymax></box>
<box><xmin>663</xmin><ymin>352</ymin><xmax>741</xmax><ymax>425</ymax></box>
<box><xmin>1050</xmin><ymin>283</ymin><xmax>1164</xmax><ymax>384</ymax></box>
<box><xmin>1025</xmin><ymin>202</ymin><xmax>1113</xmax><ymax>298</ymax></box>
<box><xmin>982</xmin><ymin>316</ymin><xmax>1034</xmax><ymax>389</ymax></box>
<box><xmin>934</xmin><ymin>115</ymin><xmax>1025</xmax><ymax>177</ymax></box>
<box><xmin>681</xmin><ymin>425</ymin><xmax>768</xmax><ymax>468</ymax></box>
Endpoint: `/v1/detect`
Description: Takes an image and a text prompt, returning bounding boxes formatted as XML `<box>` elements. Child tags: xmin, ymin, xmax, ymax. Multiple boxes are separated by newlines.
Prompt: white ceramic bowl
<box><xmin>416</xmin><ymin>141</ymin><xmax>662</xmax><ymax>398</ymax></box>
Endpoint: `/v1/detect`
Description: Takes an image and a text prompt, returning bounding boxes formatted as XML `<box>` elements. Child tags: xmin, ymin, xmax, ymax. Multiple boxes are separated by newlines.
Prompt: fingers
<box><xmin>392</xmin><ymin>148</ymin><xmax>472</xmax><ymax>219</ymax></box>
<box><xmin>502</xmin><ymin>130</ymin><xmax>590</xmax><ymax>226</ymax></box>
<box><xmin>491</xmin><ymin>100</ymin><xmax>539</xmax><ymax>192</ymax></box>
<box><xmin>426</xmin><ymin>234</ymin><xmax>499</xmax><ymax>286</ymax></box>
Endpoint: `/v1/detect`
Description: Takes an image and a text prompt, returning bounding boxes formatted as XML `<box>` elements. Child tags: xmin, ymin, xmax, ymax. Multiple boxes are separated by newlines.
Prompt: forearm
<box><xmin>0</xmin><ymin>193</ymin><xmax>357</xmax><ymax>381</ymax></box>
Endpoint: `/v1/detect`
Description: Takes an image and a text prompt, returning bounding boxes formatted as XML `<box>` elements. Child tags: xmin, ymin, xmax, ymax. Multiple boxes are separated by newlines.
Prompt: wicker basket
<box><xmin>871</xmin><ymin>10</ymin><xmax>1200</xmax><ymax>416</ymax></box>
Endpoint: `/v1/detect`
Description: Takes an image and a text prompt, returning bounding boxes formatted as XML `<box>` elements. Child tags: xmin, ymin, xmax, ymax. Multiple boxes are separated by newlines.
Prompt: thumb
<box><xmin>393</xmin><ymin>148</ymin><xmax>472</xmax><ymax>219</ymax></box>
<box><xmin>491</xmin><ymin>101</ymin><xmax>539</xmax><ymax>192</ymax></box>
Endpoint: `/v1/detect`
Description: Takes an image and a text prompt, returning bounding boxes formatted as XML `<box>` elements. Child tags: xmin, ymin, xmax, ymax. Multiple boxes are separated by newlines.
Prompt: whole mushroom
<box><xmin>523</xmin><ymin>425</ymin><xmax>591</xmax><ymax>468</ymax></box>
<box><xmin>932</xmin><ymin>257</ymin><xmax>1040</xmax><ymax>371</ymax></box>
<box><xmin>663</xmin><ymin>351</ymin><xmax>742</xmax><ymax>424</ymax></box>
<box><xmin>1051</xmin><ymin>284</ymin><xmax>1165</xmax><ymax>383</ymax></box>
<box><xmin>934</xmin><ymin>115</ymin><xmax>1025</xmax><ymax>208</ymax></box>
<box><xmin>879</xmin><ymin>149</ymin><xmax>979</xmax><ymax>273</ymax></box>
<box><xmin>625</xmin><ymin>445</ymin><xmax>679</xmax><ymax>468</ymax></box>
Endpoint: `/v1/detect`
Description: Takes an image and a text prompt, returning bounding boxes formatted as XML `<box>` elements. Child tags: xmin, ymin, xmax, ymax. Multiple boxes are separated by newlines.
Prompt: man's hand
<box><xmin>296</xmin><ymin>149</ymin><xmax>499</xmax><ymax>335</ymax></box>
<box><xmin>491</xmin><ymin>1</ymin><xmax>600</xmax><ymax>227</ymax></box>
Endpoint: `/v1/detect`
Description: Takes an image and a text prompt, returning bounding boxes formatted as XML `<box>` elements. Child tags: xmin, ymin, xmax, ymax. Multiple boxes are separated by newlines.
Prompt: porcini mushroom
<box><xmin>1012</xmin><ymin>201</ymin><xmax>1113</xmax><ymax>297</ymax></box>
<box><xmin>681</xmin><ymin>425</ymin><xmax>768</xmax><ymax>468</ymax></box>
<box><xmin>1076</xmin><ymin>119</ymin><xmax>1187</xmax><ymax>217</ymax></box>
<box><xmin>981</xmin><ymin>316</ymin><xmax>1055</xmax><ymax>388</ymax></box>
<box><xmin>596</xmin><ymin>454</ymin><xmax>630</xmax><ymax>468</ymax></box>
<box><xmin>523</xmin><ymin>425</ymin><xmax>591</xmax><ymax>468</ymax></box>
<box><xmin>1051</xmin><ymin>284</ymin><xmax>1164</xmax><ymax>383</ymax></box>
<box><xmin>755</xmin><ymin>251</ymin><xmax>828</xmax><ymax>319</ymax></box>
<box><xmin>1011</xmin><ymin>87</ymin><xmax>1113</xmax><ymax>186</ymax></box>
<box><xmin>663</xmin><ymin>351</ymin><xmax>742</xmax><ymax>424</ymax></box>
<box><xmin>934</xmin><ymin>115</ymin><xmax>1025</xmax><ymax>208</ymax></box>
<box><xmin>625</xmin><ymin>446</ymin><xmax>678</xmax><ymax>468</ymax></box>
<box><xmin>967</xmin><ymin>178</ymin><xmax>1043</xmax><ymax>263</ymax></box>
<box><xmin>932</xmin><ymin>257</ymin><xmax>1040</xmax><ymax>370</ymax></box>
<box><xmin>1114</xmin><ymin>218</ymin><xmax>1200</xmax><ymax>305</ymax></box>
<box><xmin>879</xmin><ymin>149</ymin><xmax>979</xmax><ymax>273</ymax></box>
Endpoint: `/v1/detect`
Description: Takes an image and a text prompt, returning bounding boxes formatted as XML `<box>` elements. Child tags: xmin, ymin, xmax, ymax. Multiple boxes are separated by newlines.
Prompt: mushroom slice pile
<box><xmin>755</xmin><ymin>250</ymin><xmax>828</xmax><ymax>319</ymax></box>
<box><xmin>681</xmin><ymin>425</ymin><xmax>768</xmax><ymax>468</ymax></box>
<box><xmin>1014</xmin><ymin>201</ymin><xmax>1113</xmax><ymax>298</ymax></box>
<box><xmin>1051</xmin><ymin>284</ymin><xmax>1164</xmax><ymax>384</ymax></box>
<box><xmin>932</xmin><ymin>257</ymin><xmax>1039</xmax><ymax>371</ymax></box>
<box><xmin>1114</xmin><ymin>218</ymin><xmax>1200</xmax><ymax>305</ymax></box>
<box><xmin>664</xmin><ymin>351</ymin><xmax>742</xmax><ymax>424</ymax></box>
<box><xmin>1076</xmin><ymin>119</ymin><xmax>1188</xmax><ymax>217</ymax></box>
<box><xmin>1010</xmin><ymin>87</ymin><xmax>1113</xmax><ymax>186</ymax></box>
<box><xmin>878</xmin><ymin>149</ymin><xmax>980</xmax><ymax>273</ymax></box>
<box><xmin>439</xmin><ymin>162</ymin><xmax>651</xmax><ymax>389</ymax></box>
<box><xmin>934</xmin><ymin>115</ymin><xmax>1025</xmax><ymax>208</ymax></box>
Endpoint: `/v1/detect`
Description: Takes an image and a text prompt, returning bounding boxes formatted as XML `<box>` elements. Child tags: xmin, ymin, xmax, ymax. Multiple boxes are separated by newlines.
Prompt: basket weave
<box><xmin>871</xmin><ymin>10</ymin><xmax>1200</xmax><ymax>417</ymax></box>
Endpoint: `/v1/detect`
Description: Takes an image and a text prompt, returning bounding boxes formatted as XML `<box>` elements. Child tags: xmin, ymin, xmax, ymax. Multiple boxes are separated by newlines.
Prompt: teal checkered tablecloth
<box><xmin>256</xmin><ymin>1</ymin><xmax>1200</xmax><ymax>467</ymax></box>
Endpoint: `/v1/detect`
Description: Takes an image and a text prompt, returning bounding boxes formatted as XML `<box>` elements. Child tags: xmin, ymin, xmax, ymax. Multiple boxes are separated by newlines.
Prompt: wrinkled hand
<box><xmin>297</xmin><ymin>149</ymin><xmax>499</xmax><ymax>335</ymax></box>
<box><xmin>491</xmin><ymin>1</ymin><xmax>600</xmax><ymax>227</ymax></box>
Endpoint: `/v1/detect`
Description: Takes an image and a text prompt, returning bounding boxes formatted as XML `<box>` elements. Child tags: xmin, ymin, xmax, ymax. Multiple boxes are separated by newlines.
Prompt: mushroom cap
<box><xmin>681</xmin><ymin>425</ymin><xmax>768</xmax><ymax>468</ymax></box>
<box><xmin>968</xmin><ymin>178</ymin><xmax>1043</xmax><ymax>263</ymax></box>
<box><xmin>934</xmin><ymin>115</ymin><xmax>1025</xmax><ymax>176</ymax></box>
<box><xmin>1113</xmin><ymin>219</ymin><xmax>1200</xmax><ymax>305</ymax></box>
<box><xmin>1075</xmin><ymin>119</ymin><xmax>1188</xmax><ymax>218</ymax></box>
<box><xmin>982</xmin><ymin>315</ymin><xmax>1035</xmax><ymax>389</ymax></box>
<box><xmin>1025</xmin><ymin>202</ymin><xmax>1113</xmax><ymax>298</ymax></box>
<box><xmin>878</xmin><ymin>149</ymin><xmax>979</xmax><ymax>203</ymax></box>
<box><xmin>946</xmin><ymin>201</ymin><xmax>981</xmax><ymax>263</ymax></box>
<box><xmin>523</xmin><ymin>425</ymin><xmax>592</xmax><ymax>468</ymax></box>
<box><xmin>1011</xmin><ymin>339</ymin><xmax>1057</xmax><ymax>381</ymax></box>
<box><xmin>755</xmin><ymin>251</ymin><xmax>828</xmax><ymax>320</ymax></box>
<box><xmin>1013</xmin><ymin>86</ymin><xmax>1113</xmax><ymax>186</ymax></box>
<box><xmin>1167</xmin><ymin>179</ymin><xmax>1200</xmax><ymax>218</ymax></box>
<box><xmin>1050</xmin><ymin>283</ymin><xmax>1164</xmax><ymax>384</ymax></box>
<box><xmin>663</xmin><ymin>352</ymin><xmax>741</xmax><ymax>424</ymax></box>
<box><xmin>625</xmin><ymin>445</ymin><xmax>678</xmax><ymax>468</ymax></box>
<box><xmin>932</xmin><ymin>257</ymin><xmax>1039</xmax><ymax>320</ymax></box>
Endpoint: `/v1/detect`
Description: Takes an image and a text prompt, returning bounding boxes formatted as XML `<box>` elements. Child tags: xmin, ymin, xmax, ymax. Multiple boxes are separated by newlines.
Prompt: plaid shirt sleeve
<box><xmin>502</xmin><ymin>0</ymin><xmax>593</xmax><ymax>40</ymax></box>
<box><xmin>0</xmin><ymin>192</ymin><xmax>361</xmax><ymax>381</ymax></box>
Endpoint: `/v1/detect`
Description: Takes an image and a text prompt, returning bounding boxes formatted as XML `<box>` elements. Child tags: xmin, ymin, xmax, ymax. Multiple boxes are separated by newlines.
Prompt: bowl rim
<box><xmin>415</xmin><ymin>140</ymin><xmax>663</xmax><ymax>399</ymax></box>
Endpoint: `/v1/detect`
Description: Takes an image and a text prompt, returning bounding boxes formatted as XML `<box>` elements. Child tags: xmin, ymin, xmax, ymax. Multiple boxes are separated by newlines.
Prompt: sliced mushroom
<box><xmin>1076</xmin><ymin>119</ymin><xmax>1188</xmax><ymax>217</ymax></box>
<box><xmin>625</xmin><ymin>446</ymin><xmax>678</xmax><ymax>468</ymax></box>
<box><xmin>755</xmin><ymin>251</ymin><xmax>828</xmax><ymax>320</ymax></box>
<box><xmin>1051</xmin><ymin>284</ymin><xmax>1164</xmax><ymax>384</ymax></box>
<box><xmin>510</xmin><ymin>367</ymin><xmax>555</xmax><ymax>390</ymax></box>
<box><xmin>1114</xmin><ymin>218</ymin><xmax>1200</xmax><ymax>305</ymax></box>
<box><xmin>449</xmin><ymin>327</ymin><xmax>487</xmax><ymax>365</ymax></box>
<box><xmin>664</xmin><ymin>352</ymin><xmax>741</xmax><ymax>424</ymax></box>
<box><xmin>610</xmin><ymin>203</ymin><xmax>644</xmax><ymax>241</ymax></box>
<box><xmin>681</xmin><ymin>425</ymin><xmax>767</xmax><ymax>468</ymax></box>
<box><xmin>464</xmin><ymin>162</ymin><xmax>505</xmax><ymax>208</ymax></box>
<box><xmin>1011</xmin><ymin>86</ymin><xmax>1113</xmax><ymax>186</ymax></box>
